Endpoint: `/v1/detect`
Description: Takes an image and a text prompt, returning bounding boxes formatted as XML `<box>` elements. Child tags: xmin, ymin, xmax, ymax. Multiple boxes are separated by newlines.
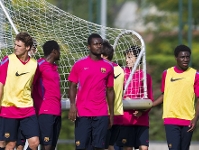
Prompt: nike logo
<box><xmin>15</xmin><ymin>71</ymin><xmax>29</xmax><ymax>76</ymax></box>
<box><xmin>114</xmin><ymin>73</ymin><xmax>121</xmax><ymax>79</ymax></box>
<box><xmin>170</xmin><ymin>77</ymin><xmax>183</xmax><ymax>82</ymax></box>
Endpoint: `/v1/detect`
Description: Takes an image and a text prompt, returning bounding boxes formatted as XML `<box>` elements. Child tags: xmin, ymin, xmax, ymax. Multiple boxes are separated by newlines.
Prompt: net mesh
<box><xmin>0</xmin><ymin>0</ymin><xmax>147</xmax><ymax>100</ymax></box>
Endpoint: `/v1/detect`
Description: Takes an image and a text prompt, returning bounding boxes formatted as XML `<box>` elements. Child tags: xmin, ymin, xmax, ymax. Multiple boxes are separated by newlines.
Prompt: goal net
<box><xmin>0</xmin><ymin>0</ymin><xmax>151</xmax><ymax>109</ymax></box>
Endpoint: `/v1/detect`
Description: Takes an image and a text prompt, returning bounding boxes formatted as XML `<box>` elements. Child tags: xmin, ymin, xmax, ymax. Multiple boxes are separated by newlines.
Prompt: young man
<box><xmin>32</xmin><ymin>40</ymin><xmax>62</xmax><ymax>150</ymax></box>
<box><xmin>101</xmin><ymin>40</ymin><xmax>124</xmax><ymax>150</ymax></box>
<box><xmin>68</xmin><ymin>33</ymin><xmax>115</xmax><ymax>150</ymax></box>
<box><xmin>153</xmin><ymin>44</ymin><xmax>199</xmax><ymax>150</ymax></box>
<box><xmin>16</xmin><ymin>37</ymin><xmax>38</xmax><ymax>150</ymax></box>
<box><xmin>115</xmin><ymin>46</ymin><xmax>153</xmax><ymax>150</ymax></box>
<box><xmin>0</xmin><ymin>32</ymin><xmax>40</xmax><ymax>150</ymax></box>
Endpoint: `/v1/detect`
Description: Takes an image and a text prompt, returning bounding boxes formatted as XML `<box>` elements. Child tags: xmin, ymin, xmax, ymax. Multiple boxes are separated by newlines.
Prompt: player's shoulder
<box><xmin>37</xmin><ymin>58</ymin><xmax>46</xmax><ymax>66</ymax></box>
<box><xmin>0</xmin><ymin>55</ymin><xmax>9</xmax><ymax>66</ymax></box>
<box><xmin>75</xmin><ymin>56</ymin><xmax>89</xmax><ymax>64</ymax></box>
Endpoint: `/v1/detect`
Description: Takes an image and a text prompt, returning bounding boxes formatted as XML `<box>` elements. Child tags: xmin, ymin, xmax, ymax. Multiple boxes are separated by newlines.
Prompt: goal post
<box><xmin>0</xmin><ymin>0</ymin><xmax>152</xmax><ymax>110</ymax></box>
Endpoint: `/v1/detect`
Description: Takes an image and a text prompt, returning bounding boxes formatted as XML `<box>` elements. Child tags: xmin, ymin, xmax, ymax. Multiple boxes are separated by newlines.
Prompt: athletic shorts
<box><xmin>38</xmin><ymin>114</ymin><xmax>61</xmax><ymax>146</ymax></box>
<box><xmin>75</xmin><ymin>116</ymin><xmax>109</xmax><ymax>149</ymax></box>
<box><xmin>116</xmin><ymin>125</ymin><xmax>149</xmax><ymax>148</ymax></box>
<box><xmin>105</xmin><ymin>125</ymin><xmax>120</xmax><ymax>148</ymax></box>
<box><xmin>16</xmin><ymin>129</ymin><xmax>26</xmax><ymax>146</ymax></box>
<box><xmin>164</xmin><ymin>124</ymin><xmax>193</xmax><ymax>150</ymax></box>
<box><xmin>0</xmin><ymin>115</ymin><xmax>39</xmax><ymax>141</ymax></box>
<box><xmin>0</xmin><ymin>117</ymin><xmax>4</xmax><ymax>140</ymax></box>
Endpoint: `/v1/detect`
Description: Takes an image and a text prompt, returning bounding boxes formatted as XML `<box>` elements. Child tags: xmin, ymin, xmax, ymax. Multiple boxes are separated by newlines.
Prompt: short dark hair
<box><xmin>101</xmin><ymin>40</ymin><xmax>114</xmax><ymax>61</ymax></box>
<box><xmin>124</xmin><ymin>45</ymin><xmax>142</xmax><ymax>64</ymax></box>
<box><xmin>15</xmin><ymin>32</ymin><xmax>33</xmax><ymax>48</ymax></box>
<box><xmin>42</xmin><ymin>40</ymin><xmax>60</xmax><ymax>57</ymax></box>
<box><xmin>174</xmin><ymin>45</ymin><xmax>191</xmax><ymax>57</ymax></box>
<box><xmin>87</xmin><ymin>33</ymin><xmax>102</xmax><ymax>45</ymax></box>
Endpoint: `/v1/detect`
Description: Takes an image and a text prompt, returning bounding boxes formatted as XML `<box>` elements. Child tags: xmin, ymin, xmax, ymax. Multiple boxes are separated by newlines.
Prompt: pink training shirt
<box><xmin>161</xmin><ymin>66</ymin><xmax>199</xmax><ymax>126</ymax></box>
<box><xmin>68</xmin><ymin>56</ymin><xmax>114</xmax><ymax>117</ymax></box>
<box><xmin>114</xmin><ymin>67</ymin><xmax>153</xmax><ymax>126</ymax></box>
<box><xmin>32</xmin><ymin>58</ymin><xmax>61</xmax><ymax>116</ymax></box>
<box><xmin>0</xmin><ymin>56</ymin><xmax>39</xmax><ymax>118</ymax></box>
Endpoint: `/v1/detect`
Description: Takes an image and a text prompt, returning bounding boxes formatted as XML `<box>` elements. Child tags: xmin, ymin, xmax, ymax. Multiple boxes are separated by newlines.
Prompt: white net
<box><xmin>0</xmin><ymin>0</ymin><xmax>148</xmax><ymax>102</ymax></box>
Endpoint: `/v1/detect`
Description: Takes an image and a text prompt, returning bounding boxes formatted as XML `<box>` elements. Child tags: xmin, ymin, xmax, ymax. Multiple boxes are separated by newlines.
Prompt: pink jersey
<box><xmin>0</xmin><ymin>56</ymin><xmax>39</xmax><ymax>118</ymax></box>
<box><xmin>114</xmin><ymin>67</ymin><xmax>153</xmax><ymax>126</ymax></box>
<box><xmin>68</xmin><ymin>56</ymin><xmax>114</xmax><ymax>117</ymax></box>
<box><xmin>161</xmin><ymin>66</ymin><xmax>199</xmax><ymax>126</ymax></box>
<box><xmin>32</xmin><ymin>58</ymin><xmax>61</xmax><ymax>116</ymax></box>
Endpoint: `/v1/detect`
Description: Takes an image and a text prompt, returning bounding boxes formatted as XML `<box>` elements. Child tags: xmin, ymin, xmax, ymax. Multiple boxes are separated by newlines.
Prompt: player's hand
<box><xmin>133</xmin><ymin>110</ymin><xmax>142</xmax><ymax>118</ymax></box>
<box><xmin>187</xmin><ymin>117</ymin><xmax>197</xmax><ymax>132</ymax></box>
<box><xmin>68</xmin><ymin>104</ymin><xmax>77</xmax><ymax>122</ymax></box>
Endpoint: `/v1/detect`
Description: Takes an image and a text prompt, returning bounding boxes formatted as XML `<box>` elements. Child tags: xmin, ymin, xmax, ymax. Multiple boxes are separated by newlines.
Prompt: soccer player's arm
<box><xmin>106</xmin><ymin>68</ymin><xmax>115</xmax><ymax>127</ymax></box>
<box><xmin>137</xmin><ymin>73</ymin><xmax>154</xmax><ymax>113</ymax></box>
<box><xmin>152</xmin><ymin>70</ymin><xmax>166</xmax><ymax>107</ymax></box>
<box><xmin>188</xmin><ymin>71</ymin><xmax>199</xmax><ymax>132</ymax></box>
<box><xmin>68</xmin><ymin>64</ymin><xmax>78</xmax><ymax>122</ymax></box>
<box><xmin>0</xmin><ymin>56</ymin><xmax>9</xmax><ymax>105</ymax></box>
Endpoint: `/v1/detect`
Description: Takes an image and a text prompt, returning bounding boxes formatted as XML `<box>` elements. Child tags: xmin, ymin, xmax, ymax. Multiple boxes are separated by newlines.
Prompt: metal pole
<box><xmin>188</xmin><ymin>0</ymin><xmax>192</xmax><ymax>66</ymax></box>
<box><xmin>178</xmin><ymin>0</ymin><xmax>183</xmax><ymax>44</ymax></box>
<box><xmin>0</xmin><ymin>0</ymin><xmax>18</xmax><ymax>34</ymax></box>
<box><xmin>88</xmin><ymin>0</ymin><xmax>93</xmax><ymax>23</ymax></box>
<box><xmin>101</xmin><ymin>0</ymin><xmax>107</xmax><ymax>38</ymax></box>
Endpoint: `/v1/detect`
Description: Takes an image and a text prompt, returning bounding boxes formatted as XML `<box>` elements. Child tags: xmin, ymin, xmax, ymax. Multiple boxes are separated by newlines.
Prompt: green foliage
<box><xmin>46</xmin><ymin>0</ymin><xmax>199</xmax><ymax>145</ymax></box>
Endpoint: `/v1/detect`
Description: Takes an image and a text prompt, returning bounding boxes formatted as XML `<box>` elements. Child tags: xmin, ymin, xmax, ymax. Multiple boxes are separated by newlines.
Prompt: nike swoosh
<box><xmin>170</xmin><ymin>77</ymin><xmax>183</xmax><ymax>82</ymax></box>
<box><xmin>15</xmin><ymin>71</ymin><xmax>29</xmax><ymax>76</ymax></box>
<box><xmin>114</xmin><ymin>73</ymin><xmax>121</xmax><ymax>79</ymax></box>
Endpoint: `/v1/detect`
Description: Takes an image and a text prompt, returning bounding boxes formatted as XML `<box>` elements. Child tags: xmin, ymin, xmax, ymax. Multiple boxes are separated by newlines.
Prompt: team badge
<box><xmin>76</xmin><ymin>141</ymin><xmax>80</xmax><ymax>146</ymax></box>
<box><xmin>44</xmin><ymin>137</ymin><xmax>50</xmax><ymax>142</ymax></box>
<box><xmin>101</xmin><ymin>68</ymin><xmax>106</xmax><ymax>73</ymax></box>
<box><xmin>122</xmin><ymin>139</ymin><xmax>127</xmax><ymax>144</ymax></box>
<box><xmin>5</xmin><ymin>133</ymin><xmax>10</xmax><ymax>138</ymax></box>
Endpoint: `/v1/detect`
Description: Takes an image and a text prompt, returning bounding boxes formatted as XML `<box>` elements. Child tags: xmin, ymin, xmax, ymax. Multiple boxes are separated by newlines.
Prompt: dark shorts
<box><xmin>0</xmin><ymin>117</ymin><xmax>4</xmax><ymax>140</ymax></box>
<box><xmin>75</xmin><ymin>116</ymin><xmax>109</xmax><ymax>149</ymax></box>
<box><xmin>38</xmin><ymin>114</ymin><xmax>61</xmax><ymax>146</ymax></box>
<box><xmin>164</xmin><ymin>124</ymin><xmax>193</xmax><ymax>150</ymax></box>
<box><xmin>105</xmin><ymin>125</ymin><xmax>120</xmax><ymax>148</ymax></box>
<box><xmin>116</xmin><ymin>125</ymin><xmax>149</xmax><ymax>148</ymax></box>
<box><xmin>0</xmin><ymin>115</ymin><xmax>39</xmax><ymax>141</ymax></box>
<box><xmin>16</xmin><ymin>129</ymin><xmax>26</xmax><ymax>146</ymax></box>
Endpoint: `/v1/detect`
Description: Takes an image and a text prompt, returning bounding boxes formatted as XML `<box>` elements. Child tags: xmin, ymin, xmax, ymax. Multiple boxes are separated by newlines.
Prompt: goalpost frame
<box><xmin>113</xmin><ymin>30</ymin><xmax>148</xmax><ymax>99</ymax></box>
<box><xmin>0</xmin><ymin>0</ymin><xmax>19</xmax><ymax>34</ymax></box>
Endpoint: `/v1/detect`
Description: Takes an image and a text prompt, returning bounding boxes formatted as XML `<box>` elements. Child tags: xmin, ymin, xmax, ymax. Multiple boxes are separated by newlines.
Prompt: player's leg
<box><xmin>16</xmin><ymin>129</ymin><xmax>26</xmax><ymax>150</ymax></box>
<box><xmin>51</xmin><ymin>116</ymin><xmax>61</xmax><ymax>150</ymax></box>
<box><xmin>164</xmin><ymin>125</ymin><xmax>180</xmax><ymax>150</ymax></box>
<box><xmin>180</xmin><ymin>126</ymin><xmax>193</xmax><ymax>150</ymax></box>
<box><xmin>134</xmin><ymin>126</ymin><xmax>149</xmax><ymax>150</ymax></box>
<box><xmin>20</xmin><ymin>115</ymin><xmax>39</xmax><ymax>150</ymax></box>
<box><xmin>0</xmin><ymin>117</ymin><xmax>6</xmax><ymax>150</ymax></box>
<box><xmin>75</xmin><ymin>117</ymin><xmax>92</xmax><ymax>150</ymax></box>
<box><xmin>2</xmin><ymin>117</ymin><xmax>19</xmax><ymax>149</ymax></box>
<box><xmin>116</xmin><ymin>126</ymin><xmax>135</xmax><ymax>150</ymax></box>
<box><xmin>38</xmin><ymin>114</ymin><xmax>61</xmax><ymax>150</ymax></box>
<box><xmin>106</xmin><ymin>125</ymin><xmax>120</xmax><ymax>150</ymax></box>
<box><xmin>91</xmin><ymin>116</ymin><xmax>109</xmax><ymax>150</ymax></box>
<box><xmin>105</xmin><ymin>128</ymin><xmax>111</xmax><ymax>150</ymax></box>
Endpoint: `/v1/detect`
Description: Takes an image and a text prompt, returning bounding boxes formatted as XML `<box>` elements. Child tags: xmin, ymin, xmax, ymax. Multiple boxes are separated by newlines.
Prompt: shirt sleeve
<box><xmin>194</xmin><ymin>71</ymin><xmax>199</xmax><ymax>97</ymax></box>
<box><xmin>106</xmin><ymin>66</ymin><xmax>114</xmax><ymax>88</ymax></box>
<box><xmin>146</xmin><ymin>73</ymin><xmax>154</xmax><ymax>101</ymax></box>
<box><xmin>68</xmin><ymin>62</ymin><xmax>79</xmax><ymax>83</ymax></box>
<box><xmin>0</xmin><ymin>56</ymin><xmax>9</xmax><ymax>85</ymax></box>
<box><xmin>161</xmin><ymin>70</ymin><xmax>167</xmax><ymax>93</ymax></box>
<box><xmin>32</xmin><ymin>64</ymin><xmax>40</xmax><ymax>85</ymax></box>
